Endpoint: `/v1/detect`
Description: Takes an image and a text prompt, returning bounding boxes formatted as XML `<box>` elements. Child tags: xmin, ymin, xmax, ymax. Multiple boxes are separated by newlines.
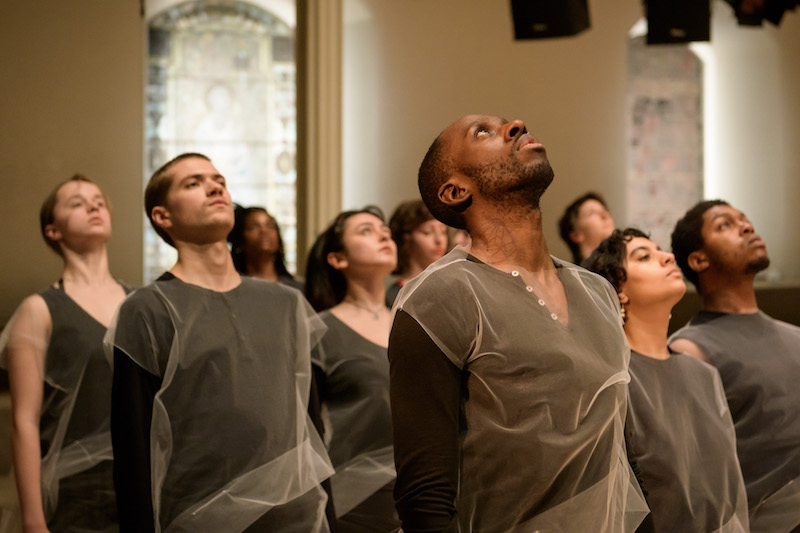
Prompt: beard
<box><xmin>462</xmin><ymin>156</ymin><xmax>554</xmax><ymax>210</ymax></box>
<box><xmin>746</xmin><ymin>255</ymin><xmax>770</xmax><ymax>275</ymax></box>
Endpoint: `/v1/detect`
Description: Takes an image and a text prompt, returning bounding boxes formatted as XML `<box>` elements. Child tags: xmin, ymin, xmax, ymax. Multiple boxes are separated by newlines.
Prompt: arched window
<box><xmin>626</xmin><ymin>33</ymin><xmax>704</xmax><ymax>249</ymax></box>
<box><xmin>145</xmin><ymin>0</ymin><xmax>297</xmax><ymax>281</ymax></box>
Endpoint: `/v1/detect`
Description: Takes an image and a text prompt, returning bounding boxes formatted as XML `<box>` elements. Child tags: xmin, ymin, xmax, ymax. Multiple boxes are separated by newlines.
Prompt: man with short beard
<box><xmin>669</xmin><ymin>200</ymin><xmax>800</xmax><ymax>533</ymax></box>
<box><xmin>388</xmin><ymin>114</ymin><xmax>650</xmax><ymax>532</ymax></box>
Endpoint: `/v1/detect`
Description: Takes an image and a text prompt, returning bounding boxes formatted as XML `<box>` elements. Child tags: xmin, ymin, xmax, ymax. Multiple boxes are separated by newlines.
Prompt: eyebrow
<box><xmin>629</xmin><ymin>244</ymin><xmax>660</xmax><ymax>256</ymax></box>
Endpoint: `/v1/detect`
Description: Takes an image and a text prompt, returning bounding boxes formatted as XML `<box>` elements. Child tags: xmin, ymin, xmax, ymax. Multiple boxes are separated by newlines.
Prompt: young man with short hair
<box><xmin>670</xmin><ymin>199</ymin><xmax>800</xmax><ymax>533</ymax></box>
<box><xmin>109</xmin><ymin>153</ymin><xmax>334</xmax><ymax>533</ymax></box>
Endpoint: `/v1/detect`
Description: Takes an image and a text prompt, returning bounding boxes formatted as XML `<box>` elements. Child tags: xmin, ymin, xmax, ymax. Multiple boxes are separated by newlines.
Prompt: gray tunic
<box><xmin>1</xmin><ymin>284</ymin><xmax>124</xmax><ymax>532</ymax></box>
<box><xmin>109</xmin><ymin>275</ymin><xmax>334</xmax><ymax>533</ymax></box>
<box><xmin>392</xmin><ymin>247</ymin><xmax>649</xmax><ymax>532</ymax></box>
<box><xmin>626</xmin><ymin>350</ymin><xmax>748</xmax><ymax>532</ymax></box>
<box><xmin>670</xmin><ymin>311</ymin><xmax>800</xmax><ymax>533</ymax></box>
<box><xmin>314</xmin><ymin>311</ymin><xmax>399</xmax><ymax>532</ymax></box>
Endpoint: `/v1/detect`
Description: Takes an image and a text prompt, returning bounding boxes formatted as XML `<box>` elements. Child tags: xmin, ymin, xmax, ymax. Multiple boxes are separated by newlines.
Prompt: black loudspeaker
<box><xmin>646</xmin><ymin>0</ymin><xmax>711</xmax><ymax>44</ymax></box>
<box><xmin>510</xmin><ymin>0</ymin><xmax>590</xmax><ymax>40</ymax></box>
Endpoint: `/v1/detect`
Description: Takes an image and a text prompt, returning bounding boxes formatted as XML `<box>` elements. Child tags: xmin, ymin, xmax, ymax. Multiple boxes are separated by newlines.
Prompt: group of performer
<box><xmin>1</xmin><ymin>114</ymin><xmax>798</xmax><ymax>533</ymax></box>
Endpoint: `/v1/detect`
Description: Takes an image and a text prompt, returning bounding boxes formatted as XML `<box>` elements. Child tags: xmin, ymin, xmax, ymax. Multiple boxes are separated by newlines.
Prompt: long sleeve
<box><xmin>111</xmin><ymin>346</ymin><xmax>161</xmax><ymax>533</ymax></box>
<box><xmin>388</xmin><ymin>310</ymin><xmax>463</xmax><ymax>533</ymax></box>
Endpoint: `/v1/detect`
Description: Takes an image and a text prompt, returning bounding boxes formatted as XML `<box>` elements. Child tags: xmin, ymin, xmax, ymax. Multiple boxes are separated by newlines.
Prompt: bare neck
<box><xmin>343</xmin><ymin>272</ymin><xmax>387</xmax><ymax>307</ymax></box>
<box><xmin>245</xmin><ymin>252</ymin><xmax>279</xmax><ymax>281</ymax></box>
<box><xmin>467</xmin><ymin>207</ymin><xmax>553</xmax><ymax>273</ymax></box>
<box><xmin>699</xmin><ymin>273</ymin><xmax>759</xmax><ymax>314</ymax></box>
<box><xmin>624</xmin><ymin>304</ymin><xmax>672</xmax><ymax>359</ymax></box>
<box><xmin>172</xmin><ymin>241</ymin><xmax>240</xmax><ymax>291</ymax></box>
<box><xmin>60</xmin><ymin>245</ymin><xmax>114</xmax><ymax>286</ymax></box>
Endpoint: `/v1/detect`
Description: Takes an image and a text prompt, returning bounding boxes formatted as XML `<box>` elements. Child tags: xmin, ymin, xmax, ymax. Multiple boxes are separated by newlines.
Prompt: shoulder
<box><xmin>7</xmin><ymin>293</ymin><xmax>52</xmax><ymax>337</ymax></box>
<box><xmin>668</xmin><ymin>335</ymin><xmax>708</xmax><ymax>363</ymax></box>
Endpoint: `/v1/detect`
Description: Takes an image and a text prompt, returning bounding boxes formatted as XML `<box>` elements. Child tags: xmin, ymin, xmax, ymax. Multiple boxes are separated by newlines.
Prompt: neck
<box><xmin>245</xmin><ymin>252</ymin><xmax>279</xmax><ymax>281</ymax></box>
<box><xmin>700</xmin><ymin>273</ymin><xmax>759</xmax><ymax>314</ymax></box>
<box><xmin>343</xmin><ymin>273</ymin><xmax>387</xmax><ymax>308</ymax></box>
<box><xmin>467</xmin><ymin>206</ymin><xmax>553</xmax><ymax>272</ymax></box>
<box><xmin>60</xmin><ymin>245</ymin><xmax>113</xmax><ymax>285</ymax></box>
<box><xmin>624</xmin><ymin>304</ymin><xmax>672</xmax><ymax>359</ymax></box>
<box><xmin>399</xmin><ymin>260</ymin><xmax>426</xmax><ymax>283</ymax></box>
<box><xmin>172</xmin><ymin>241</ymin><xmax>240</xmax><ymax>291</ymax></box>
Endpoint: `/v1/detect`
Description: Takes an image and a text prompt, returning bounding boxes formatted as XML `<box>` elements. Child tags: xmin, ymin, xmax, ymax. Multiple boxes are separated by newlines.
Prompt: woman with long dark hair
<box><xmin>305</xmin><ymin>206</ymin><xmax>400</xmax><ymax>532</ymax></box>
<box><xmin>228</xmin><ymin>205</ymin><xmax>303</xmax><ymax>291</ymax></box>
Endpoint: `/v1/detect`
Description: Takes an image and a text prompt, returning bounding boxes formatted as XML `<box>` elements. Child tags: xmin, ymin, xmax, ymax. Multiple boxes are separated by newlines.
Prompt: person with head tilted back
<box><xmin>585</xmin><ymin>228</ymin><xmax>749</xmax><ymax>533</ymax></box>
<box><xmin>1</xmin><ymin>175</ymin><xmax>128</xmax><ymax>532</ymax></box>
<box><xmin>669</xmin><ymin>200</ymin><xmax>800</xmax><ymax>533</ymax></box>
<box><xmin>304</xmin><ymin>206</ymin><xmax>401</xmax><ymax>532</ymax></box>
<box><xmin>108</xmin><ymin>153</ymin><xmax>333</xmax><ymax>533</ymax></box>
<box><xmin>388</xmin><ymin>114</ymin><xmax>650</xmax><ymax>532</ymax></box>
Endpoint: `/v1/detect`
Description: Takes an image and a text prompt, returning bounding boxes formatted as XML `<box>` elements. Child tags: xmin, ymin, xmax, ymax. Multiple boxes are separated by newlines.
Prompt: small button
<box><xmin>526</xmin><ymin>286</ymin><xmax>533</xmax><ymax>293</ymax></box>
<box><xmin>551</xmin><ymin>313</ymin><xmax>558</xmax><ymax>320</ymax></box>
<box><xmin>538</xmin><ymin>299</ymin><xmax>545</xmax><ymax>306</ymax></box>
<box><xmin>511</xmin><ymin>270</ymin><xmax>519</xmax><ymax>277</ymax></box>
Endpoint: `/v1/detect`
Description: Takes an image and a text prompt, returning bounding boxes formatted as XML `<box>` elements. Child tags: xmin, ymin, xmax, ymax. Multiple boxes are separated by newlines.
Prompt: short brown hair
<box><xmin>144</xmin><ymin>152</ymin><xmax>211</xmax><ymax>247</ymax></box>
<box><xmin>389</xmin><ymin>199</ymin><xmax>435</xmax><ymax>275</ymax></box>
<box><xmin>40</xmin><ymin>174</ymin><xmax>105</xmax><ymax>255</ymax></box>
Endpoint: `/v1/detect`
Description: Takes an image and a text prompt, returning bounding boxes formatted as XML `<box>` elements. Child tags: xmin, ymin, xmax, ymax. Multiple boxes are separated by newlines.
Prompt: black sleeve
<box><xmin>389</xmin><ymin>310</ymin><xmax>463</xmax><ymax>533</ymax></box>
<box><xmin>111</xmin><ymin>346</ymin><xmax>161</xmax><ymax>533</ymax></box>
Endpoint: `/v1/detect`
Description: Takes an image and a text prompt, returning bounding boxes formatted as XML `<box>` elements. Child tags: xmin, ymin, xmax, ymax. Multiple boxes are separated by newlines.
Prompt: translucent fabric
<box><xmin>626</xmin><ymin>351</ymin><xmax>749</xmax><ymax>532</ymax></box>
<box><xmin>394</xmin><ymin>247</ymin><xmax>650</xmax><ymax>532</ymax></box>
<box><xmin>313</xmin><ymin>312</ymin><xmax>399</xmax><ymax>530</ymax></box>
<box><xmin>0</xmin><ymin>286</ymin><xmax>118</xmax><ymax>532</ymax></box>
<box><xmin>670</xmin><ymin>311</ymin><xmax>800</xmax><ymax>533</ymax></box>
<box><xmin>107</xmin><ymin>276</ymin><xmax>334</xmax><ymax>533</ymax></box>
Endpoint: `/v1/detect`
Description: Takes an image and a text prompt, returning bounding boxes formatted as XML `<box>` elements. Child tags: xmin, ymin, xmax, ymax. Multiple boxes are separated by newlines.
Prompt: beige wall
<box><xmin>1</xmin><ymin>0</ymin><xmax>798</xmax><ymax>325</ymax></box>
<box><xmin>0</xmin><ymin>1</ymin><xmax>144</xmax><ymax>324</ymax></box>
<box><xmin>342</xmin><ymin>0</ymin><xmax>800</xmax><ymax>281</ymax></box>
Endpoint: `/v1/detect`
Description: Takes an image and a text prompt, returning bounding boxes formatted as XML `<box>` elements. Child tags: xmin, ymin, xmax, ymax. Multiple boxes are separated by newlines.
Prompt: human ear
<box><xmin>617</xmin><ymin>291</ymin><xmax>630</xmax><ymax>306</ymax></box>
<box><xmin>44</xmin><ymin>224</ymin><xmax>61</xmax><ymax>243</ymax></box>
<box><xmin>687</xmin><ymin>250</ymin><xmax>708</xmax><ymax>274</ymax></box>
<box><xmin>150</xmin><ymin>206</ymin><xmax>172</xmax><ymax>231</ymax></box>
<box><xmin>438</xmin><ymin>177</ymin><xmax>472</xmax><ymax>211</ymax></box>
<box><xmin>568</xmin><ymin>230</ymin><xmax>585</xmax><ymax>244</ymax></box>
<box><xmin>327</xmin><ymin>251</ymin><xmax>348</xmax><ymax>271</ymax></box>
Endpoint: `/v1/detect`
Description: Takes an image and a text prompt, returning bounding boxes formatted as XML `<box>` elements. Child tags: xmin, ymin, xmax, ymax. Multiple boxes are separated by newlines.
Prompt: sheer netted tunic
<box><xmin>626</xmin><ymin>350</ymin><xmax>749</xmax><ymax>533</ymax></box>
<box><xmin>390</xmin><ymin>248</ymin><xmax>649</xmax><ymax>533</ymax></box>
<box><xmin>313</xmin><ymin>311</ymin><xmax>400</xmax><ymax>532</ymax></box>
<box><xmin>670</xmin><ymin>311</ymin><xmax>800</xmax><ymax>533</ymax></box>
<box><xmin>0</xmin><ymin>284</ymin><xmax>125</xmax><ymax>533</ymax></box>
<box><xmin>107</xmin><ymin>274</ymin><xmax>334</xmax><ymax>533</ymax></box>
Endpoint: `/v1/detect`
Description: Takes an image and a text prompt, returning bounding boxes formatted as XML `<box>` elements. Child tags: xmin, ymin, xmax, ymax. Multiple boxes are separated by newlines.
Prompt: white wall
<box><xmin>343</xmin><ymin>0</ymin><xmax>800</xmax><ymax>281</ymax></box>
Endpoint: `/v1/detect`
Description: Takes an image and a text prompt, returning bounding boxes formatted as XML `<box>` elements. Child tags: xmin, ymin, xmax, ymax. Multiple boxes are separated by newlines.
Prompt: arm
<box><xmin>389</xmin><ymin>310</ymin><xmax>462</xmax><ymax>533</ymax></box>
<box><xmin>111</xmin><ymin>346</ymin><xmax>160</xmax><ymax>533</ymax></box>
<box><xmin>668</xmin><ymin>338</ymin><xmax>708</xmax><ymax>363</ymax></box>
<box><xmin>6</xmin><ymin>296</ymin><xmax>51</xmax><ymax>533</ymax></box>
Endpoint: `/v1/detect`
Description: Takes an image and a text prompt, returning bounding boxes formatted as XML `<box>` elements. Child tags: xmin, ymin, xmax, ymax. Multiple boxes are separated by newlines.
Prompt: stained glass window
<box><xmin>145</xmin><ymin>0</ymin><xmax>296</xmax><ymax>282</ymax></box>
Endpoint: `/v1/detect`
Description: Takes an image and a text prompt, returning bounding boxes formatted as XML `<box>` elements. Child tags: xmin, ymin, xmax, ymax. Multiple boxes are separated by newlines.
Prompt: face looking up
<box><xmin>620</xmin><ymin>236</ymin><xmax>686</xmax><ymax>311</ymax></box>
<box><xmin>573</xmin><ymin>199</ymin><xmax>614</xmax><ymax>252</ymax></box>
<box><xmin>330</xmin><ymin>212</ymin><xmax>397</xmax><ymax>274</ymax></box>
<box><xmin>152</xmin><ymin>157</ymin><xmax>234</xmax><ymax>245</ymax></box>
<box><xmin>438</xmin><ymin>114</ymin><xmax>554</xmax><ymax>206</ymax></box>
<box><xmin>696</xmin><ymin>204</ymin><xmax>769</xmax><ymax>276</ymax></box>
<box><xmin>46</xmin><ymin>181</ymin><xmax>112</xmax><ymax>252</ymax></box>
<box><xmin>242</xmin><ymin>210</ymin><xmax>280</xmax><ymax>257</ymax></box>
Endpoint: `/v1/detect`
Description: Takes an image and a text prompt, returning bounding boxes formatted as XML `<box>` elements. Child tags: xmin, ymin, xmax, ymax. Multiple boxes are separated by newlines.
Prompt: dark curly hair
<box><xmin>304</xmin><ymin>206</ymin><xmax>386</xmax><ymax>312</ymax></box>
<box><xmin>557</xmin><ymin>192</ymin><xmax>609</xmax><ymax>264</ymax></box>
<box><xmin>583</xmin><ymin>228</ymin><xmax>650</xmax><ymax>293</ymax></box>
<box><xmin>670</xmin><ymin>200</ymin><xmax>729</xmax><ymax>290</ymax></box>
